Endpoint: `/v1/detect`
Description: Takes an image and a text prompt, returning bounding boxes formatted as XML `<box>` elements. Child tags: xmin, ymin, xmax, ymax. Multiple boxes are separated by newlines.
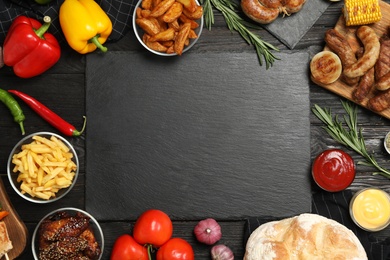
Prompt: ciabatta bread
<box><xmin>244</xmin><ymin>213</ymin><xmax>367</xmax><ymax>260</ymax></box>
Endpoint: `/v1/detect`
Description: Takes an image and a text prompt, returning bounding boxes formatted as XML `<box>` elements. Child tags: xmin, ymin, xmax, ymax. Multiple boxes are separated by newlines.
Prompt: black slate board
<box><xmin>85</xmin><ymin>51</ymin><xmax>312</xmax><ymax>221</ymax></box>
<box><xmin>264</xmin><ymin>0</ymin><xmax>331</xmax><ymax>49</ymax></box>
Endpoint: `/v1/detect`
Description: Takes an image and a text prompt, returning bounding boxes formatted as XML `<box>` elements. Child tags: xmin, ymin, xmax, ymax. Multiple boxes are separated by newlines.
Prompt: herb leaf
<box><xmin>201</xmin><ymin>0</ymin><xmax>279</xmax><ymax>69</ymax></box>
<box><xmin>312</xmin><ymin>101</ymin><xmax>390</xmax><ymax>179</ymax></box>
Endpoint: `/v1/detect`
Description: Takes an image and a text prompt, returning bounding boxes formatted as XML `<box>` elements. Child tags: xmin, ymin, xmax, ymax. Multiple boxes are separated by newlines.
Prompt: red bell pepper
<box><xmin>3</xmin><ymin>16</ymin><xmax>61</xmax><ymax>78</ymax></box>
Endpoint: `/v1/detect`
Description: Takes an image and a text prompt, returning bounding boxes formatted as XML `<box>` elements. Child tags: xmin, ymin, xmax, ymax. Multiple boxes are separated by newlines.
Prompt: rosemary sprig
<box><xmin>201</xmin><ymin>0</ymin><xmax>279</xmax><ymax>69</ymax></box>
<box><xmin>312</xmin><ymin>100</ymin><xmax>390</xmax><ymax>179</ymax></box>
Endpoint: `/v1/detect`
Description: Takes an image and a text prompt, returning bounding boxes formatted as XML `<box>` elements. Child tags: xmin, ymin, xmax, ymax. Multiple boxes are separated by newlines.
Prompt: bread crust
<box><xmin>244</xmin><ymin>213</ymin><xmax>367</xmax><ymax>260</ymax></box>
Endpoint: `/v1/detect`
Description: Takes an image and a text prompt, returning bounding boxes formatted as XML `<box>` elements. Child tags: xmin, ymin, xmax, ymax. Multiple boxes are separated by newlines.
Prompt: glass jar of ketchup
<box><xmin>312</xmin><ymin>149</ymin><xmax>355</xmax><ymax>192</ymax></box>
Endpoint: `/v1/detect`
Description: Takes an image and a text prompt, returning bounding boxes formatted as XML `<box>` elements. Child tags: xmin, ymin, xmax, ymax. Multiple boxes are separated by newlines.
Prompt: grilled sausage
<box><xmin>353</xmin><ymin>66</ymin><xmax>375</xmax><ymax>102</ymax></box>
<box><xmin>344</xmin><ymin>26</ymin><xmax>380</xmax><ymax>78</ymax></box>
<box><xmin>375</xmin><ymin>34</ymin><xmax>390</xmax><ymax>80</ymax></box>
<box><xmin>324</xmin><ymin>29</ymin><xmax>359</xmax><ymax>86</ymax></box>
<box><xmin>241</xmin><ymin>0</ymin><xmax>279</xmax><ymax>24</ymax></box>
<box><xmin>241</xmin><ymin>0</ymin><xmax>306</xmax><ymax>24</ymax></box>
<box><xmin>282</xmin><ymin>0</ymin><xmax>306</xmax><ymax>14</ymax></box>
<box><xmin>368</xmin><ymin>88</ymin><xmax>390</xmax><ymax>112</ymax></box>
<box><xmin>376</xmin><ymin>71</ymin><xmax>390</xmax><ymax>91</ymax></box>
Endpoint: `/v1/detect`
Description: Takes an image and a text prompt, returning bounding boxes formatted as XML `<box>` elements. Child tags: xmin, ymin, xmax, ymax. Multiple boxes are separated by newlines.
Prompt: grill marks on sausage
<box><xmin>322</xmin><ymin>26</ymin><xmax>390</xmax><ymax>112</ymax></box>
<box><xmin>325</xmin><ymin>29</ymin><xmax>360</xmax><ymax>86</ymax></box>
<box><xmin>352</xmin><ymin>48</ymin><xmax>375</xmax><ymax>102</ymax></box>
<box><xmin>375</xmin><ymin>34</ymin><xmax>390</xmax><ymax>80</ymax></box>
<box><xmin>343</xmin><ymin>26</ymin><xmax>380</xmax><ymax>79</ymax></box>
<box><xmin>240</xmin><ymin>0</ymin><xmax>306</xmax><ymax>24</ymax></box>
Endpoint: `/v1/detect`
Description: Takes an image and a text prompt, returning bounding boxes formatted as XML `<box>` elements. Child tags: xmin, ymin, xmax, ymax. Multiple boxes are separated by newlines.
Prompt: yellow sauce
<box><xmin>351</xmin><ymin>188</ymin><xmax>390</xmax><ymax>231</ymax></box>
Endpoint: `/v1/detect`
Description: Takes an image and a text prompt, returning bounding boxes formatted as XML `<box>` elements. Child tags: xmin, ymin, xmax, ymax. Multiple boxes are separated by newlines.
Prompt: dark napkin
<box><xmin>244</xmin><ymin>190</ymin><xmax>390</xmax><ymax>260</ymax></box>
<box><xmin>0</xmin><ymin>0</ymin><xmax>137</xmax><ymax>44</ymax></box>
<box><xmin>263</xmin><ymin>0</ymin><xmax>331</xmax><ymax>49</ymax></box>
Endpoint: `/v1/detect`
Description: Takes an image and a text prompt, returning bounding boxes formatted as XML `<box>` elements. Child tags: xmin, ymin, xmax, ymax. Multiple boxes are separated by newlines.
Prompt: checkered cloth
<box><xmin>0</xmin><ymin>0</ymin><xmax>137</xmax><ymax>44</ymax></box>
<box><xmin>244</xmin><ymin>190</ymin><xmax>390</xmax><ymax>260</ymax></box>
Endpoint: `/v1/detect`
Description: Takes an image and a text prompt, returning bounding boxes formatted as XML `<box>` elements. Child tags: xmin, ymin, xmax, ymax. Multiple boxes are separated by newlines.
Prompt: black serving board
<box><xmin>85</xmin><ymin>51</ymin><xmax>312</xmax><ymax>220</ymax></box>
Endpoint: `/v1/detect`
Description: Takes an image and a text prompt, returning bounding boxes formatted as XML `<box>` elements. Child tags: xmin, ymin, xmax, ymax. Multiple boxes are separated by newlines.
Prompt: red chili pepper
<box><xmin>8</xmin><ymin>90</ymin><xmax>86</xmax><ymax>136</ymax></box>
<box><xmin>3</xmin><ymin>16</ymin><xmax>61</xmax><ymax>78</ymax></box>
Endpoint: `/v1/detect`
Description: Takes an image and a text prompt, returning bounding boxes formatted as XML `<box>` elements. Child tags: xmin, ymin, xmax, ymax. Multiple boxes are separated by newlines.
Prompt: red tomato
<box><xmin>133</xmin><ymin>209</ymin><xmax>173</xmax><ymax>247</ymax></box>
<box><xmin>156</xmin><ymin>238</ymin><xmax>195</xmax><ymax>260</ymax></box>
<box><xmin>110</xmin><ymin>234</ymin><xmax>148</xmax><ymax>260</ymax></box>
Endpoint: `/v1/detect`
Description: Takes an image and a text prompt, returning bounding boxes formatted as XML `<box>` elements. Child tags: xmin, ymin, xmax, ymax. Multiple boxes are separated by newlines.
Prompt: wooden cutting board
<box><xmin>315</xmin><ymin>0</ymin><xmax>390</xmax><ymax>119</ymax></box>
<box><xmin>85</xmin><ymin>51</ymin><xmax>312</xmax><ymax>221</ymax></box>
<box><xmin>0</xmin><ymin>179</ymin><xmax>27</xmax><ymax>260</ymax></box>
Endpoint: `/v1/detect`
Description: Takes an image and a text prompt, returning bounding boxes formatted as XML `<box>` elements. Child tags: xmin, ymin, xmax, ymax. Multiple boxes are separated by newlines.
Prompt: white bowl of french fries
<box><xmin>133</xmin><ymin>0</ymin><xmax>204</xmax><ymax>56</ymax></box>
<box><xmin>7</xmin><ymin>132</ymin><xmax>79</xmax><ymax>203</ymax></box>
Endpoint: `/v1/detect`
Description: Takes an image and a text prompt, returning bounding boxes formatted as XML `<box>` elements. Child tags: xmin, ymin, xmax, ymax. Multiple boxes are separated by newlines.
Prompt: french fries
<box><xmin>136</xmin><ymin>0</ymin><xmax>203</xmax><ymax>55</ymax></box>
<box><xmin>11</xmin><ymin>135</ymin><xmax>77</xmax><ymax>200</ymax></box>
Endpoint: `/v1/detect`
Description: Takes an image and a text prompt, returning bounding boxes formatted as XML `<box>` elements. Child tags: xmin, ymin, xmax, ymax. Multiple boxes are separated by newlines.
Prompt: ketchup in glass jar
<box><xmin>312</xmin><ymin>149</ymin><xmax>355</xmax><ymax>192</ymax></box>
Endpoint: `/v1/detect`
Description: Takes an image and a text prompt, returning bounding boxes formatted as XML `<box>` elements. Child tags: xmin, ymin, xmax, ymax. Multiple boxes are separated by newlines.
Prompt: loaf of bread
<box><xmin>244</xmin><ymin>213</ymin><xmax>367</xmax><ymax>260</ymax></box>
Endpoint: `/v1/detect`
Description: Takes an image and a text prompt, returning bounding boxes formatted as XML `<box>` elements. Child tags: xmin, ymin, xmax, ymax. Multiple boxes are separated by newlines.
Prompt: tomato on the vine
<box><xmin>110</xmin><ymin>234</ymin><xmax>148</xmax><ymax>260</ymax></box>
<box><xmin>133</xmin><ymin>209</ymin><xmax>173</xmax><ymax>247</ymax></box>
<box><xmin>156</xmin><ymin>238</ymin><xmax>195</xmax><ymax>260</ymax></box>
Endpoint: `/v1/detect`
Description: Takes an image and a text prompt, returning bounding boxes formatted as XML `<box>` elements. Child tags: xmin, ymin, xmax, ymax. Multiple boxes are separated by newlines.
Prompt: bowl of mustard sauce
<box><xmin>350</xmin><ymin>188</ymin><xmax>390</xmax><ymax>232</ymax></box>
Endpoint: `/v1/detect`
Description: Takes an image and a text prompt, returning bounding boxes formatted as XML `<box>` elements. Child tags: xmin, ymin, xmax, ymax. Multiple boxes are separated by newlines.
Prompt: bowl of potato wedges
<box><xmin>133</xmin><ymin>0</ymin><xmax>204</xmax><ymax>56</ymax></box>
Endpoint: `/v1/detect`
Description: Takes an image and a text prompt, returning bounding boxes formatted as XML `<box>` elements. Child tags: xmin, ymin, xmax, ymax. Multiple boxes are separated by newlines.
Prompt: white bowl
<box><xmin>7</xmin><ymin>132</ymin><xmax>79</xmax><ymax>203</ymax></box>
<box><xmin>31</xmin><ymin>207</ymin><xmax>104</xmax><ymax>260</ymax></box>
<box><xmin>132</xmin><ymin>0</ymin><xmax>204</xmax><ymax>56</ymax></box>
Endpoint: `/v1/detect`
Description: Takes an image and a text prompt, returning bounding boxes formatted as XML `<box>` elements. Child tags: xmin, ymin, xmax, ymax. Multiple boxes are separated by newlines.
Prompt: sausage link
<box><xmin>368</xmin><ymin>88</ymin><xmax>390</xmax><ymax>112</ymax></box>
<box><xmin>376</xmin><ymin>71</ymin><xmax>390</xmax><ymax>91</ymax></box>
<box><xmin>241</xmin><ymin>0</ymin><xmax>279</xmax><ymax>24</ymax></box>
<box><xmin>258</xmin><ymin>0</ymin><xmax>282</xmax><ymax>9</ymax></box>
<box><xmin>375</xmin><ymin>35</ymin><xmax>390</xmax><ymax>80</ymax></box>
<box><xmin>344</xmin><ymin>26</ymin><xmax>380</xmax><ymax>78</ymax></box>
<box><xmin>352</xmin><ymin>66</ymin><xmax>375</xmax><ymax>103</ymax></box>
<box><xmin>282</xmin><ymin>0</ymin><xmax>306</xmax><ymax>14</ymax></box>
<box><xmin>324</xmin><ymin>29</ymin><xmax>359</xmax><ymax>85</ymax></box>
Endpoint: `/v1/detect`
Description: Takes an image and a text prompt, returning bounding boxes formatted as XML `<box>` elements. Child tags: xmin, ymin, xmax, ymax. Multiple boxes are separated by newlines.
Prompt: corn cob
<box><xmin>343</xmin><ymin>0</ymin><xmax>382</xmax><ymax>26</ymax></box>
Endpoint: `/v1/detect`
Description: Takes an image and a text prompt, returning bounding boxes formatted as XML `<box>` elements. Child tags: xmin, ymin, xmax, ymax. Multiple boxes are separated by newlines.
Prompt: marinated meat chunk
<box><xmin>38</xmin><ymin>211</ymin><xmax>101</xmax><ymax>260</ymax></box>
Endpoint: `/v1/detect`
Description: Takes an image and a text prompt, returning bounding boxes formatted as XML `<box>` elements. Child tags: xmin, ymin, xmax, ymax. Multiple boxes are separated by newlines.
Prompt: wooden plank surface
<box><xmin>85</xmin><ymin>51</ymin><xmax>312</xmax><ymax>220</ymax></box>
<box><xmin>314</xmin><ymin>0</ymin><xmax>390</xmax><ymax>119</ymax></box>
<box><xmin>0</xmin><ymin>1</ymin><xmax>389</xmax><ymax>259</ymax></box>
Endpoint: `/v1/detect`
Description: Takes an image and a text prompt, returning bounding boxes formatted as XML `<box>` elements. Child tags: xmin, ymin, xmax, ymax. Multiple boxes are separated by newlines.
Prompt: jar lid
<box><xmin>312</xmin><ymin>149</ymin><xmax>355</xmax><ymax>192</ymax></box>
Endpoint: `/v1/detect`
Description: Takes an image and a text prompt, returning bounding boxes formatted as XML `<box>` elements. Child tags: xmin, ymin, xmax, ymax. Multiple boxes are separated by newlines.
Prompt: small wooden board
<box><xmin>0</xmin><ymin>179</ymin><xmax>28</xmax><ymax>260</ymax></box>
<box><xmin>316</xmin><ymin>0</ymin><xmax>390</xmax><ymax>119</ymax></box>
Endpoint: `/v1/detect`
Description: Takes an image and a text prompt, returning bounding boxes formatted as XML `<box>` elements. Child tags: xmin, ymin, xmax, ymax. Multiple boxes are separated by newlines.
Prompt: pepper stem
<box><xmin>34</xmin><ymin>16</ymin><xmax>51</xmax><ymax>39</ymax></box>
<box><xmin>19</xmin><ymin>122</ymin><xmax>25</xmax><ymax>135</ymax></box>
<box><xmin>89</xmin><ymin>35</ymin><xmax>108</xmax><ymax>52</ymax></box>
<box><xmin>72</xmin><ymin>116</ymin><xmax>87</xmax><ymax>136</ymax></box>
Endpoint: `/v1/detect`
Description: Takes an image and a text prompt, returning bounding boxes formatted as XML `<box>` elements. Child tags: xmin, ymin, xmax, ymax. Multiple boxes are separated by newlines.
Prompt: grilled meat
<box><xmin>375</xmin><ymin>32</ymin><xmax>390</xmax><ymax>81</ymax></box>
<box><xmin>38</xmin><ymin>211</ymin><xmax>101</xmax><ymax>260</ymax></box>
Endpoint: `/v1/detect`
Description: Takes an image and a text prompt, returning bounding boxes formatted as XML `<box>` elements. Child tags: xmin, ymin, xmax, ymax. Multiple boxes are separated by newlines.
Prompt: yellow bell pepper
<box><xmin>59</xmin><ymin>0</ymin><xmax>113</xmax><ymax>54</ymax></box>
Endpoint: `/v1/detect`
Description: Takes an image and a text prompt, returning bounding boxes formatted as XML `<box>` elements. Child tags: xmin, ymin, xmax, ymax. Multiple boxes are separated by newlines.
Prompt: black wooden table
<box><xmin>1</xmin><ymin>1</ymin><xmax>390</xmax><ymax>259</ymax></box>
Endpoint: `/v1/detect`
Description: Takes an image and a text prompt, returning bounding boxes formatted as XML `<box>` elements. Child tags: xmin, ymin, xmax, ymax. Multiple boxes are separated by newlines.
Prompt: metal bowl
<box><xmin>7</xmin><ymin>132</ymin><xmax>79</xmax><ymax>203</ymax></box>
<box><xmin>31</xmin><ymin>207</ymin><xmax>104</xmax><ymax>260</ymax></box>
<box><xmin>132</xmin><ymin>0</ymin><xmax>204</xmax><ymax>56</ymax></box>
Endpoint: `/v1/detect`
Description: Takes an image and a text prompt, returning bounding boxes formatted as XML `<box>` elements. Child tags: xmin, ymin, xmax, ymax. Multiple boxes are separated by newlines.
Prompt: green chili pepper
<box><xmin>0</xmin><ymin>89</ymin><xmax>25</xmax><ymax>135</ymax></box>
<box><xmin>35</xmin><ymin>0</ymin><xmax>53</xmax><ymax>4</ymax></box>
